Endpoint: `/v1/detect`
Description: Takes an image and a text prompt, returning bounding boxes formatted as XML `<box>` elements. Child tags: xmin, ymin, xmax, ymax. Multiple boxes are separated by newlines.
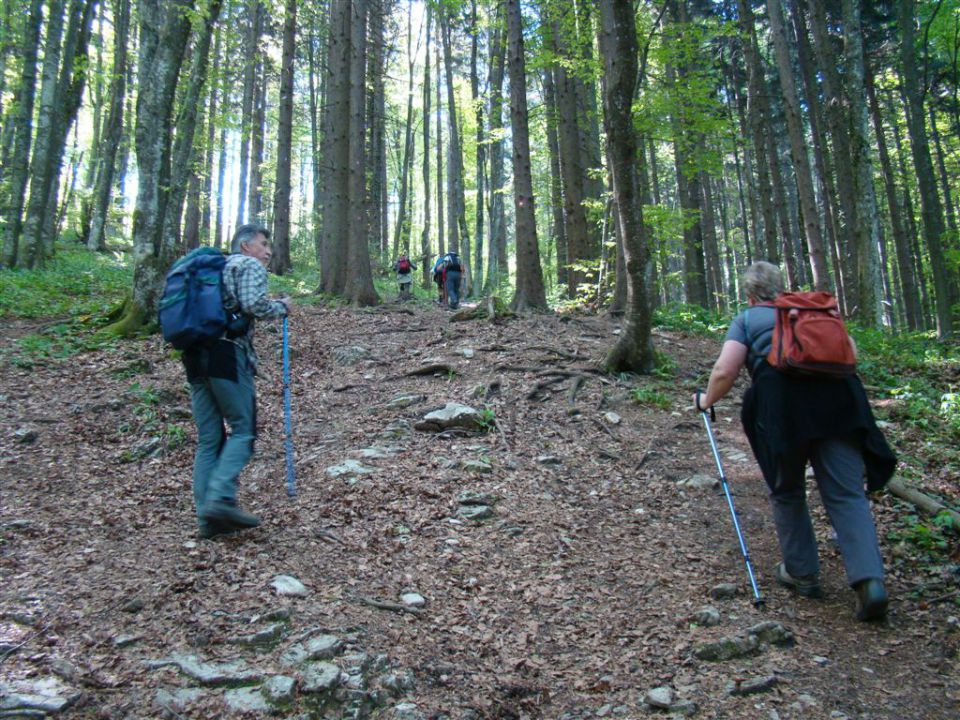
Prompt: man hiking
<box><xmin>182</xmin><ymin>224</ymin><xmax>290</xmax><ymax>539</ymax></box>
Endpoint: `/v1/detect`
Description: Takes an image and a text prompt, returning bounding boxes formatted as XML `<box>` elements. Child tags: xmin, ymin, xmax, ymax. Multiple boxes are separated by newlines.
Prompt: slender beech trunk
<box><xmin>766</xmin><ymin>0</ymin><xmax>829</xmax><ymax>290</ymax></box>
<box><xmin>420</xmin><ymin>3</ymin><xmax>431</xmax><ymax>286</ymax></box>
<box><xmin>1</xmin><ymin>0</ymin><xmax>43</xmax><ymax>266</ymax></box>
<box><xmin>236</xmin><ymin>0</ymin><xmax>260</xmax><ymax>225</ymax></box>
<box><xmin>470</xmin><ymin>0</ymin><xmax>484</xmax><ymax>294</ymax></box>
<box><xmin>392</xmin><ymin>0</ymin><xmax>414</xmax><ymax>258</ymax></box>
<box><xmin>600</xmin><ymin>0</ymin><xmax>654</xmax><ymax>374</ymax></box>
<box><xmin>898</xmin><ymin>0</ymin><xmax>955</xmax><ymax>337</ymax></box>
<box><xmin>543</xmin><ymin>66</ymin><xmax>567</xmax><ymax>291</ymax></box>
<box><xmin>484</xmin><ymin>5</ymin><xmax>508</xmax><ymax>293</ymax></box>
<box><xmin>506</xmin><ymin>0</ymin><xmax>546</xmax><ymax>310</ymax></box>
<box><xmin>866</xmin><ymin>58</ymin><xmax>922</xmax><ymax>330</ymax></box>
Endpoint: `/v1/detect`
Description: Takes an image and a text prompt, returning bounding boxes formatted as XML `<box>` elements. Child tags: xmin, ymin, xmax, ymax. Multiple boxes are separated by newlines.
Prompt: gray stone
<box><xmin>301</xmin><ymin>661</ymin><xmax>342</xmax><ymax>693</ymax></box>
<box><xmin>462</xmin><ymin>460</ymin><xmax>493</xmax><ymax>474</ymax></box>
<box><xmin>727</xmin><ymin>675</ymin><xmax>778</xmax><ymax>696</ymax></box>
<box><xmin>693</xmin><ymin>634</ymin><xmax>760</xmax><ymax>662</ymax></box>
<box><xmin>668</xmin><ymin>699</ymin><xmax>698</xmax><ymax>716</ymax></box>
<box><xmin>812</xmin><ymin>655</ymin><xmax>830</xmax><ymax>666</ymax></box>
<box><xmin>13</xmin><ymin>428</ymin><xmax>38</xmax><ymax>444</ymax></box>
<box><xmin>679</xmin><ymin>474</ymin><xmax>719</xmax><ymax>490</ymax></box>
<box><xmin>271</xmin><ymin>575</ymin><xmax>310</xmax><ymax>597</ymax></box>
<box><xmin>262</xmin><ymin>675</ymin><xmax>297</xmax><ymax>703</ymax></box>
<box><xmin>459</xmin><ymin>348</ymin><xmax>475</xmax><ymax>358</ymax></box>
<box><xmin>325</xmin><ymin>459</ymin><xmax>375</xmax><ymax>480</ymax></box>
<box><xmin>227</xmin><ymin>622</ymin><xmax>285</xmax><ymax>647</ymax></box>
<box><xmin>357</xmin><ymin>446</ymin><xmax>401</xmax><ymax>459</ymax></box>
<box><xmin>154</xmin><ymin>687</ymin><xmax>206</xmax><ymax>714</ymax></box>
<box><xmin>457</xmin><ymin>504</ymin><xmax>493</xmax><ymax>521</ymax></box>
<box><xmin>145</xmin><ymin>653</ymin><xmax>262</xmax><ymax>686</ymax></box>
<box><xmin>332</xmin><ymin>346</ymin><xmax>372</xmax><ymax>366</ymax></box>
<box><xmin>386</xmin><ymin>394</ymin><xmax>427</xmax><ymax>410</ymax></box>
<box><xmin>224</xmin><ymin>687</ymin><xmax>271</xmax><ymax>713</ymax></box>
<box><xmin>415</xmin><ymin>403</ymin><xmax>483</xmax><ymax>432</ymax></box>
<box><xmin>748</xmin><ymin>621</ymin><xmax>794</xmax><ymax>647</ymax></box>
<box><xmin>379</xmin><ymin>671</ymin><xmax>415</xmax><ymax>697</ymax></box>
<box><xmin>457</xmin><ymin>490</ymin><xmax>498</xmax><ymax>506</ymax></box>
<box><xmin>282</xmin><ymin>634</ymin><xmax>344</xmax><ymax>666</ymax></box>
<box><xmin>391</xmin><ymin>702</ymin><xmax>426</xmax><ymax>720</ymax></box>
<box><xmin>692</xmin><ymin>606</ymin><xmax>721</xmax><ymax>627</ymax></box>
<box><xmin>381</xmin><ymin>419</ymin><xmax>413</xmax><ymax>439</ymax></box>
<box><xmin>644</xmin><ymin>686</ymin><xmax>674</xmax><ymax>709</ymax></box>
<box><xmin>603</xmin><ymin>411</ymin><xmax>622</xmax><ymax>425</ymax></box>
<box><xmin>710</xmin><ymin>583</ymin><xmax>738</xmax><ymax>600</ymax></box>
<box><xmin>400</xmin><ymin>593</ymin><xmax>426</xmax><ymax>608</ymax></box>
<box><xmin>112</xmin><ymin>634</ymin><xmax>142</xmax><ymax>648</ymax></box>
<box><xmin>0</xmin><ymin>677</ymin><xmax>80</xmax><ymax>713</ymax></box>
<box><xmin>536</xmin><ymin>455</ymin><xmax>563</xmax><ymax>465</ymax></box>
<box><xmin>255</xmin><ymin>607</ymin><xmax>292</xmax><ymax>623</ymax></box>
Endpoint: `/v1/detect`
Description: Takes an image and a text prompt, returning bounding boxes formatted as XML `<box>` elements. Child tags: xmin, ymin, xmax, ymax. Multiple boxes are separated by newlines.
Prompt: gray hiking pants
<box><xmin>770</xmin><ymin>436</ymin><xmax>884</xmax><ymax>586</ymax></box>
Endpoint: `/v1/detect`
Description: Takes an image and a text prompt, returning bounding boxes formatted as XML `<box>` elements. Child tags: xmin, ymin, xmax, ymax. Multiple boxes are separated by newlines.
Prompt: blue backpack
<box><xmin>159</xmin><ymin>247</ymin><xmax>236</xmax><ymax>350</ymax></box>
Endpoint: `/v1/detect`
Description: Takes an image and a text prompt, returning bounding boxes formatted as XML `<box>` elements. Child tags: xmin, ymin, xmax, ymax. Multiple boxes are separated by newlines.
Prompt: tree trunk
<box><xmin>470</xmin><ymin>0</ymin><xmax>484</xmax><ymax>294</ymax></box>
<box><xmin>160</xmin><ymin>0</ymin><xmax>222</xmax><ymax>255</ymax></box>
<box><xmin>0</xmin><ymin>0</ymin><xmax>43</xmax><ymax>267</ymax></box>
<box><xmin>200</xmin><ymin>23</ymin><xmax>221</xmax><ymax>246</ymax></box>
<box><xmin>866</xmin><ymin>57</ymin><xmax>922</xmax><ymax>330</ymax></box>
<box><xmin>543</xmin><ymin>65</ymin><xmax>567</xmax><ymax>291</ymax></box>
<box><xmin>344</xmin><ymin>0</ymin><xmax>378</xmax><ymax>305</ymax></box>
<box><xmin>600</xmin><ymin>0</ymin><xmax>654</xmax><ymax>374</ymax></box>
<box><xmin>87</xmin><ymin>0</ymin><xmax>130</xmax><ymax>252</ymax></box>
<box><xmin>898</xmin><ymin>0</ymin><xmax>956</xmax><ymax>337</ymax></box>
<box><xmin>248</xmin><ymin>53</ymin><xmax>266</xmax><ymax>220</ymax></box>
<box><xmin>420</xmin><ymin>3</ymin><xmax>431</xmax><ymax>286</ymax></box>
<box><xmin>367</xmin><ymin>0</ymin><xmax>387</xmax><ymax>261</ymax></box>
<box><xmin>440</xmin><ymin>6</ymin><xmax>468</xmax><ymax>258</ymax></box>
<box><xmin>766</xmin><ymin>0</ymin><xmax>829</xmax><ymax>291</ymax></box>
<box><xmin>484</xmin><ymin>4</ymin><xmax>508</xmax><ymax>294</ymax></box>
<box><xmin>102</xmin><ymin>0</ymin><xmax>193</xmax><ymax>336</ymax></box>
<box><xmin>235</xmin><ymin>0</ymin><xmax>261</xmax><ymax>226</ymax></box>
<box><xmin>506</xmin><ymin>0</ymin><xmax>546</xmax><ymax>310</ymax></box>
<box><xmin>392</xmin><ymin>0</ymin><xmax>414</xmax><ymax>259</ymax></box>
<box><xmin>435</xmin><ymin>30</ymin><xmax>444</xmax><ymax>257</ymax></box>
<box><xmin>270</xmin><ymin>0</ymin><xmax>296</xmax><ymax>274</ymax></box>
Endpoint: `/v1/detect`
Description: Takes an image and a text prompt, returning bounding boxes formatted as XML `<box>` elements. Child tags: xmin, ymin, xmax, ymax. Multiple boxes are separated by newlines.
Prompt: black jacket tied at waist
<box><xmin>741</xmin><ymin>363</ymin><xmax>896</xmax><ymax>492</ymax></box>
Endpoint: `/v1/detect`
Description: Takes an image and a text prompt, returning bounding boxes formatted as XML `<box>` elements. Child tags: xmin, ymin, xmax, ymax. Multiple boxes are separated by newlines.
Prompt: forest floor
<box><xmin>1</xmin><ymin>300</ymin><xmax>959</xmax><ymax>720</ymax></box>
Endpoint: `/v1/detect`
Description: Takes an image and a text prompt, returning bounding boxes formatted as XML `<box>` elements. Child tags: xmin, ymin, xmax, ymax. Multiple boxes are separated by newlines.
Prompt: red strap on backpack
<box><xmin>767</xmin><ymin>292</ymin><xmax>856</xmax><ymax>377</ymax></box>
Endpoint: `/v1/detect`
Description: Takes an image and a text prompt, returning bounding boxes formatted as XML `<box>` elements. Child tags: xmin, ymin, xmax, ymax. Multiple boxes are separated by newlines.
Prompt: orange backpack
<box><xmin>766</xmin><ymin>292</ymin><xmax>856</xmax><ymax>377</ymax></box>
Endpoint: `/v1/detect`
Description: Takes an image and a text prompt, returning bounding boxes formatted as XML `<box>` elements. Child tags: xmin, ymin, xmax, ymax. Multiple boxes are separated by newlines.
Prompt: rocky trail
<box><xmin>1</xmin><ymin>302</ymin><xmax>958</xmax><ymax>719</ymax></box>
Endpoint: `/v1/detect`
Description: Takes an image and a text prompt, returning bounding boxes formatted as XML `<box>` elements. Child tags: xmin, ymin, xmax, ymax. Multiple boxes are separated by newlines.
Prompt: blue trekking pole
<box><xmin>283</xmin><ymin>316</ymin><xmax>296</xmax><ymax>498</ymax></box>
<box><xmin>697</xmin><ymin>391</ymin><xmax>764</xmax><ymax>608</ymax></box>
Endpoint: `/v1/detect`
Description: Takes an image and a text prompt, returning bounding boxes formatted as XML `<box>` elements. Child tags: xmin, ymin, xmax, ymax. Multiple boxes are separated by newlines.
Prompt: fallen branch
<box><xmin>886</xmin><ymin>478</ymin><xmax>960</xmax><ymax>529</ymax></box>
<box><xmin>928</xmin><ymin>589</ymin><xmax>960</xmax><ymax>605</ymax></box>
<box><xmin>568</xmin><ymin>376</ymin><xmax>586</xmax><ymax>404</ymax></box>
<box><xmin>403</xmin><ymin>363</ymin><xmax>457</xmax><ymax>377</ymax></box>
<box><xmin>526</xmin><ymin>375</ymin><xmax>567</xmax><ymax>400</ymax></box>
<box><xmin>526</xmin><ymin>345</ymin><xmax>579</xmax><ymax>361</ymax></box>
<box><xmin>332</xmin><ymin>384</ymin><xmax>363</xmax><ymax>393</ymax></box>
<box><xmin>360</xmin><ymin>597</ymin><xmax>424</xmax><ymax>616</ymax></box>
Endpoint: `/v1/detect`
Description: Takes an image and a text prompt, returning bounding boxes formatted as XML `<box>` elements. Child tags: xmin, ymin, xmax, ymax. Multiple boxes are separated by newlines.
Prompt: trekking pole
<box><xmin>282</xmin><ymin>316</ymin><xmax>296</xmax><ymax>498</ymax></box>
<box><xmin>696</xmin><ymin>391</ymin><xmax>764</xmax><ymax>608</ymax></box>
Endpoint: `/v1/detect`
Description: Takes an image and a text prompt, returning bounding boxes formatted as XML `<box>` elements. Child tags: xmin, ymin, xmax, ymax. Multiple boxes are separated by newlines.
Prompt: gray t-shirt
<box><xmin>726</xmin><ymin>305</ymin><xmax>776</xmax><ymax>374</ymax></box>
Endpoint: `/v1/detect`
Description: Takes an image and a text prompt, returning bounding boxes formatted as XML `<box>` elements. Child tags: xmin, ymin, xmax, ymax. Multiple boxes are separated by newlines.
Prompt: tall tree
<box><xmin>506</xmin><ymin>0</ymin><xmax>546</xmax><ymax>310</ymax></box>
<box><xmin>420</xmin><ymin>2</ymin><xmax>431</xmax><ymax>286</ymax></box>
<box><xmin>103</xmin><ymin>0</ymin><xmax>196</xmax><ymax>334</ymax></box>
<box><xmin>898</xmin><ymin>0</ymin><xmax>956</xmax><ymax>337</ymax></box>
<box><xmin>483</xmin><ymin>1</ymin><xmax>508</xmax><ymax>294</ymax></box>
<box><xmin>600</xmin><ymin>0</ymin><xmax>654</xmax><ymax>373</ymax></box>
<box><xmin>87</xmin><ymin>0</ymin><xmax>131</xmax><ymax>252</ymax></box>
<box><xmin>0</xmin><ymin>0</ymin><xmax>43</xmax><ymax>267</ymax></box>
<box><xmin>271</xmin><ymin>0</ymin><xmax>296</xmax><ymax>274</ymax></box>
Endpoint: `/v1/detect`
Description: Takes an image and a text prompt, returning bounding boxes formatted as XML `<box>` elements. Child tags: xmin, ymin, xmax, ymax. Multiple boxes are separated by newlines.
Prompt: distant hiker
<box><xmin>695</xmin><ymin>261</ymin><xmax>895</xmax><ymax>622</ymax></box>
<box><xmin>181</xmin><ymin>223</ymin><xmax>290</xmax><ymax>539</ymax></box>
<box><xmin>394</xmin><ymin>254</ymin><xmax>416</xmax><ymax>300</ymax></box>
<box><xmin>432</xmin><ymin>251</ymin><xmax>464</xmax><ymax>309</ymax></box>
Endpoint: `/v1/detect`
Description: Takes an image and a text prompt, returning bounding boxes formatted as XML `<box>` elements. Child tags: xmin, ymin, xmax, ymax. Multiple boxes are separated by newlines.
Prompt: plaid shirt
<box><xmin>222</xmin><ymin>254</ymin><xmax>287</xmax><ymax>370</ymax></box>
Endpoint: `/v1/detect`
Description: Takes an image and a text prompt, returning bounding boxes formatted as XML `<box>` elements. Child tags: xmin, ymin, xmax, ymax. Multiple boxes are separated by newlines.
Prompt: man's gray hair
<box><xmin>231</xmin><ymin>223</ymin><xmax>270</xmax><ymax>254</ymax></box>
<box><xmin>742</xmin><ymin>261</ymin><xmax>784</xmax><ymax>302</ymax></box>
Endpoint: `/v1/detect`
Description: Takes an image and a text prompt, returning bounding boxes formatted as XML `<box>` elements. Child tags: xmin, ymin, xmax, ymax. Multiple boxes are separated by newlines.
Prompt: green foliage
<box><xmin>476</xmin><ymin>407</ymin><xmax>497</xmax><ymax>432</ymax></box>
<box><xmin>2</xmin><ymin>320</ymin><xmax>118</xmax><ymax>369</ymax></box>
<box><xmin>850</xmin><ymin>325</ymin><xmax>960</xmax><ymax>445</ymax></box>
<box><xmin>888</xmin><ymin>512</ymin><xmax>956</xmax><ymax>565</ymax></box>
<box><xmin>0</xmin><ymin>245</ymin><xmax>132</xmax><ymax>319</ymax></box>
<box><xmin>631</xmin><ymin>386</ymin><xmax>671</xmax><ymax>409</ymax></box>
<box><xmin>653</xmin><ymin>302</ymin><xmax>727</xmax><ymax>336</ymax></box>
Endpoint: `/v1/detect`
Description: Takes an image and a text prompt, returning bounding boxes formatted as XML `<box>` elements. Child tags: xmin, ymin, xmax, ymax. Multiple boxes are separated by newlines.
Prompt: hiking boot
<box><xmin>202</xmin><ymin>501</ymin><xmax>261</xmax><ymax>531</ymax></box>
<box><xmin>198</xmin><ymin>519</ymin><xmax>242</xmax><ymax>540</ymax></box>
<box><xmin>854</xmin><ymin>578</ymin><xmax>888</xmax><ymax>622</ymax></box>
<box><xmin>775</xmin><ymin>562</ymin><xmax>824</xmax><ymax>599</ymax></box>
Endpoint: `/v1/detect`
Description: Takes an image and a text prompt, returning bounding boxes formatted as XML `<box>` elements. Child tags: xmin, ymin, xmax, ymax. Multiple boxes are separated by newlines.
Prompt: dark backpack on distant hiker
<box><xmin>765</xmin><ymin>291</ymin><xmax>856</xmax><ymax>377</ymax></box>
<box><xmin>397</xmin><ymin>256</ymin><xmax>411</xmax><ymax>273</ymax></box>
<box><xmin>158</xmin><ymin>248</ymin><xmax>246</xmax><ymax>350</ymax></box>
<box><xmin>443</xmin><ymin>252</ymin><xmax>462</xmax><ymax>272</ymax></box>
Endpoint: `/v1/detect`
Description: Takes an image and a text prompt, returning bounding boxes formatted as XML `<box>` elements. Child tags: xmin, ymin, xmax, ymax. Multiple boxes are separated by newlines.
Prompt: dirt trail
<box><xmin>1</xmin><ymin>303</ymin><xmax>957</xmax><ymax>719</ymax></box>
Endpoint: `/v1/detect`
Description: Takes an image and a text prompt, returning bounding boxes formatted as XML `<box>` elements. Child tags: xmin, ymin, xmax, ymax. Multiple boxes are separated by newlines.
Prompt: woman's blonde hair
<box><xmin>742</xmin><ymin>261</ymin><xmax>784</xmax><ymax>302</ymax></box>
